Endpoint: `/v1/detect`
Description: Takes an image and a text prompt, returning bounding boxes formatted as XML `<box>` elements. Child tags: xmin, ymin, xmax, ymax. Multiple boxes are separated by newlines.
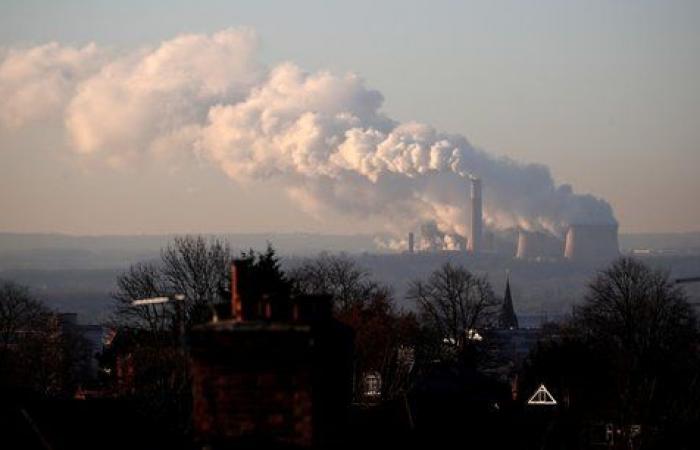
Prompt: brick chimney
<box><xmin>231</xmin><ymin>260</ymin><xmax>244</xmax><ymax>321</ymax></box>
<box><xmin>192</xmin><ymin>264</ymin><xmax>355</xmax><ymax>448</ymax></box>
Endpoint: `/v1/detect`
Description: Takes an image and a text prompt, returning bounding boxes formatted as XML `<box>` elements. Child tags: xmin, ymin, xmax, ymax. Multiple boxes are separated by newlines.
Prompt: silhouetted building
<box><xmin>498</xmin><ymin>277</ymin><xmax>518</xmax><ymax>330</ymax></box>
<box><xmin>57</xmin><ymin>313</ymin><xmax>106</xmax><ymax>383</ymax></box>
<box><xmin>189</xmin><ymin>260</ymin><xmax>354</xmax><ymax>449</ymax></box>
<box><xmin>100</xmin><ymin>327</ymin><xmax>176</xmax><ymax>396</ymax></box>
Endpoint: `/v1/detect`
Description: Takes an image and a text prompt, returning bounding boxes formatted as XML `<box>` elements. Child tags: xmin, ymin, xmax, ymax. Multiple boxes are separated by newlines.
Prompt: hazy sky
<box><xmin>1</xmin><ymin>0</ymin><xmax>698</xmax><ymax>235</ymax></box>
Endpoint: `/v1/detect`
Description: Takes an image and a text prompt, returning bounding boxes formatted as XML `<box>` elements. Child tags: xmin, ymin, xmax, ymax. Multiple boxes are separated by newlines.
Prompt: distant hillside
<box><xmin>0</xmin><ymin>232</ymin><xmax>376</xmax><ymax>323</ymax></box>
<box><xmin>0</xmin><ymin>232</ymin><xmax>378</xmax><ymax>270</ymax></box>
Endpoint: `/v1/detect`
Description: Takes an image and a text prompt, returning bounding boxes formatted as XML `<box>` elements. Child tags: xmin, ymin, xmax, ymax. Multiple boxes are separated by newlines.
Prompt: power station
<box><xmin>407</xmin><ymin>177</ymin><xmax>619</xmax><ymax>262</ymax></box>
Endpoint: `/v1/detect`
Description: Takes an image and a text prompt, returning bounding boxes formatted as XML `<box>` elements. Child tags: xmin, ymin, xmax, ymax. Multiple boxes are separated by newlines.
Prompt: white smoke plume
<box><xmin>0</xmin><ymin>42</ymin><xmax>103</xmax><ymax>128</ymax></box>
<box><xmin>0</xmin><ymin>28</ymin><xmax>616</xmax><ymax>241</ymax></box>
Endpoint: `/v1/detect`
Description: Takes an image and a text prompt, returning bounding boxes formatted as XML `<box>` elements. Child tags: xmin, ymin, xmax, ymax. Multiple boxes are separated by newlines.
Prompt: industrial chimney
<box><xmin>564</xmin><ymin>224</ymin><xmax>619</xmax><ymax>262</ymax></box>
<box><xmin>408</xmin><ymin>231</ymin><xmax>415</xmax><ymax>253</ymax></box>
<box><xmin>467</xmin><ymin>177</ymin><xmax>483</xmax><ymax>253</ymax></box>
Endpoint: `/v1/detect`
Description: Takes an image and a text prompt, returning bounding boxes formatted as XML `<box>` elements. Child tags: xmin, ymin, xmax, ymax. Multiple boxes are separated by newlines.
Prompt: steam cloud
<box><xmin>0</xmin><ymin>28</ymin><xmax>616</xmax><ymax>246</ymax></box>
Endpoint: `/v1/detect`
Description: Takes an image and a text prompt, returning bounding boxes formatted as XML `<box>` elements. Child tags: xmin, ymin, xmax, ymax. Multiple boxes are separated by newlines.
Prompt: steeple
<box><xmin>499</xmin><ymin>274</ymin><xmax>518</xmax><ymax>329</ymax></box>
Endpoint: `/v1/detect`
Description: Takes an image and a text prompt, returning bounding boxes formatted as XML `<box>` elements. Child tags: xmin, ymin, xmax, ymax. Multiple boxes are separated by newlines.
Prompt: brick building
<box><xmin>189</xmin><ymin>260</ymin><xmax>354</xmax><ymax>449</ymax></box>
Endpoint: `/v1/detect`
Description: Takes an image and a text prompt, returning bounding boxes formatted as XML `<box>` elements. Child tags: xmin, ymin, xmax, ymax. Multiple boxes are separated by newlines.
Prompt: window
<box><xmin>363</xmin><ymin>372</ymin><xmax>381</xmax><ymax>397</ymax></box>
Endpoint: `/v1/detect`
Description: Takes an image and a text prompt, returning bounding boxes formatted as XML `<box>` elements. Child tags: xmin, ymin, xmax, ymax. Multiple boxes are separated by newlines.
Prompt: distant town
<box><xmin>1</xmin><ymin>231</ymin><xmax>699</xmax><ymax>322</ymax></box>
<box><xmin>1</xmin><ymin>233</ymin><xmax>699</xmax><ymax>449</ymax></box>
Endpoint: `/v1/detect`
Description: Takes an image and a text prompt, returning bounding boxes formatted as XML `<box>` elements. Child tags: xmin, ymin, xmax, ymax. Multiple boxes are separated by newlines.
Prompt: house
<box><xmin>189</xmin><ymin>260</ymin><xmax>354</xmax><ymax>449</ymax></box>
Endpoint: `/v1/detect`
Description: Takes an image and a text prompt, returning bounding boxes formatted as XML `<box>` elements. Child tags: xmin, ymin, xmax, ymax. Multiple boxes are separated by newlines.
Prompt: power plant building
<box><xmin>405</xmin><ymin>176</ymin><xmax>620</xmax><ymax>262</ymax></box>
<box><xmin>564</xmin><ymin>223</ymin><xmax>619</xmax><ymax>262</ymax></box>
<box><xmin>515</xmin><ymin>230</ymin><xmax>563</xmax><ymax>260</ymax></box>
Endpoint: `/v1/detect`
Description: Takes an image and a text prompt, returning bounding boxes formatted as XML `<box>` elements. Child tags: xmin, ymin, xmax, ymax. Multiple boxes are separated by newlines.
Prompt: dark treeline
<box><xmin>1</xmin><ymin>235</ymin><xmax>699</xmax><ymax>449</ymax></box>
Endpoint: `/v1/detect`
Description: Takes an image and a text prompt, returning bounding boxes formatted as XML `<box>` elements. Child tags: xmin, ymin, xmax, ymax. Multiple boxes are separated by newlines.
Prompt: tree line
<box><xmin>1</xmin><ymin>235</ymin><xmax>698</xmax><ymax>449</ymax></box>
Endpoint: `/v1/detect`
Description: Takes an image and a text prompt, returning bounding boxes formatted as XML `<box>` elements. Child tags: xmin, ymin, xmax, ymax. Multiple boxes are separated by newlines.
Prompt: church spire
<box><xmin>499</xmin><ymin>273</ymin><xmax>518</xmax><ymax>329</ymax></box>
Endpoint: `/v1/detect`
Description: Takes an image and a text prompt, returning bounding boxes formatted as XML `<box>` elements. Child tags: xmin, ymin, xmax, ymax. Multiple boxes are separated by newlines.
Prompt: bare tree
<box><xmin>408</xmin><ymin>263</ymin><xmax>498</xmax><ymax>353</ymax></box>
<box><xmin>573</xmin><ymin>257</ymin><xmax>698</xmax><ymax>442</ymax></box>
<box><xmin>0</xmin><ymin>281</ymin><xmax>52</xmax><ymax>389</ymax></box>
<box><xmin>0</xmin><ymin>281</ymin><xmax>48</xmax><ymax>349</ymax></box>
<box><xmin>289</xmin><ymin>253</ymin><xmax>385</xmax><ymax>313</ymax></box>
<box><xmin>289</xmin><ymin>254</ymin><xmax>419</xmax><ymax>402</ymax></box>
<box><xmin>336</xmin><ymin>288</ymin><xmax>420</xmax><ymax>402</ymax></box>
<box><xmin>112</xmin><ymin>235</ymin><xmax>232</xmax><ymax>331</ymax></box>
<box><xmin>106</xmin><ymin>242</ymin><xmax>291</xmax><ymax>435</ymax></box>
<box><xmin>576</xmin><ymin>257</ymin><xmax>696</xmax><ymax>350</ymax></box>
<box><xmin>113</xmin><ymin>262</ymin><xmax>170</xmax><ymax>333</ymax></box>
<box><xmin>161</xmin><ymin>235</ymin><xmax>232</xmax><ymax>325</ymax></box>
<box><xmin>0</xmin><ymin>281</ymin><xmax>90</xmax><ymax>397</ymax></box>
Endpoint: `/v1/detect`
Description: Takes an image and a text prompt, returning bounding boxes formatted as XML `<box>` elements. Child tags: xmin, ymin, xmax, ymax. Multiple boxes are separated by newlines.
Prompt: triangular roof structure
<box><xmin>527</xmin><ymin>384</ymin><xmax>557</xmax><ymax>406</ymax></box>
<box><xmin>498</xmin><ymin>275</ymin><xmax>519</xmax><ymax>329</ymax></box>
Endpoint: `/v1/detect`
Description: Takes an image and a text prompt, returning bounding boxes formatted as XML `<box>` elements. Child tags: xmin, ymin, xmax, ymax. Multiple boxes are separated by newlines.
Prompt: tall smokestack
<box><xmin>468</xmin><ymin>177</ymin><xmax>482</xmax><ymax>253</ymax></box>
<box><xmin>408</xmin><ymin>231</ymin><xmax>415</xmax><ymax>253</ymax></box>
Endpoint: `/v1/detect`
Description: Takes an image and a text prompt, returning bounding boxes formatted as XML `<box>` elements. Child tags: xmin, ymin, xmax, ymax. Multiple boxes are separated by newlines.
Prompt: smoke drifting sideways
<box><xmin>0</xmin><ymin>28</ymin><xmax>616</xmax><ymax>247</ymax></box>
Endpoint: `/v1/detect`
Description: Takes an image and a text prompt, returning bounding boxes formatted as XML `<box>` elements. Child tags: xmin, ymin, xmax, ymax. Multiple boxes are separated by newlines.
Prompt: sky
<box><xmin>0</xmin><ymin>0</ymin><xmax>698</xmax><ymax>235</ymax></box>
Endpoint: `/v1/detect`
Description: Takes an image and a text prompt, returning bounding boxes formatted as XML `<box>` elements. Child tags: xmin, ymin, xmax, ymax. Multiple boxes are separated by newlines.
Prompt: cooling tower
<box><xmin>516</xmin><ymin>230</ymin><xmax>563</xmax><ymax>260</ymax></box>
<box><xmin>564</xmin><ymin>224</ymin><xmax>619</xmax><ymax>262</ymax></box>
<box><xmin>467</xmin><ymin>177</ymin><xmax>482</xmax><ymax>253</ymax></box>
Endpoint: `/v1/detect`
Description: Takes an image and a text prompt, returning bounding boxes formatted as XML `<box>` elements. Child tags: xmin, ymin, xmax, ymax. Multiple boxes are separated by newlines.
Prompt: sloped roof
<box><xmin>498</xmin><ymin>277</ymin><xmax>519</xmax><ymax>329</ymax></box>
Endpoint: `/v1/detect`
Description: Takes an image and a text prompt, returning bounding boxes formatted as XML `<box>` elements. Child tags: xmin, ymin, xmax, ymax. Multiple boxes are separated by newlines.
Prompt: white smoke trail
<box><xmin>0</xmin><ymin>28</ymin><xmax>616</xmax><ymax>241</ymax></box>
